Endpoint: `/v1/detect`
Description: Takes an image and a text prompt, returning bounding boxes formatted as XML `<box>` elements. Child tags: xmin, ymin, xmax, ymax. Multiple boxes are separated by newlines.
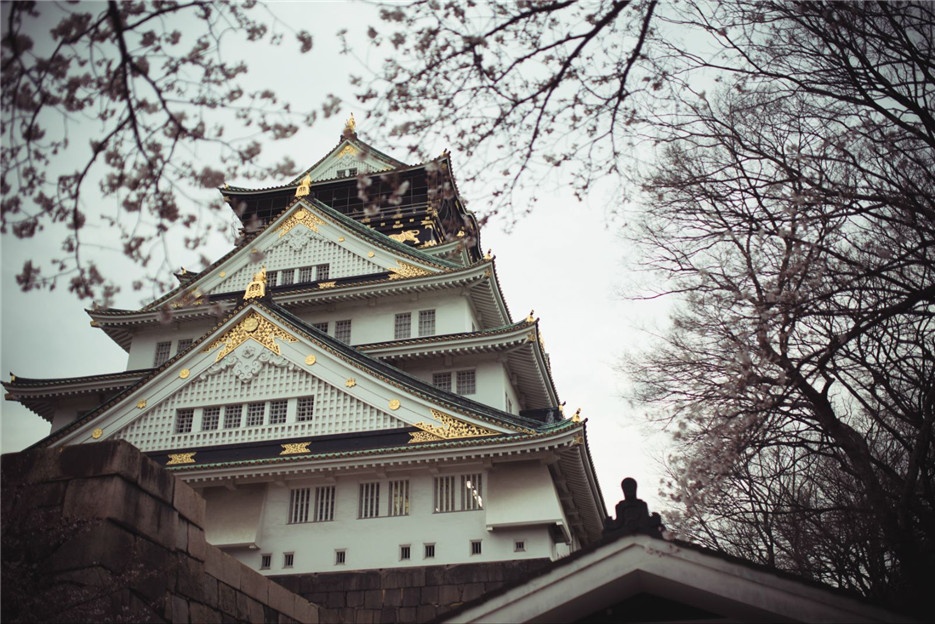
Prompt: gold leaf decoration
<box><xmin>179</xmin><ymin>369</ymin><xmax>190</xmax><ymax>379</ymax></box>
<box><xmin>408</xmin><ymin>410</ymin><xmax>499</xmax><ymax>444</ymax></box>
<box><xmin>91</xmin><ymin>428</ymin><xmax>103</xmax><ymax>439</ymax></box>
<box><xmin>388</xmin><ymin>399</ymin><xmax>401</xmax><ymax>410</ymax></box>
<box><xmin>279</xmin><ymin>208</ymin><xmax>324</xmax><ymax>237</ymax></box>
<box><xmin>346</xmin><ymin>378</ymin><xmax>357</xmax><ymax>388</ymax></box>
<box><xmin>305</xmin><ymin>355</ymin><xmax>317</xmax><ymax>365</ymax></box>
<box><xmin>136</xmin><ymin>399</ymin><xmax>147</xmax><ymax>409</ymax></box>
<box><xmin>167</xmin><ymin>452</ymin><xmax>196</xmax><ymax>465</ymax></box>
<box><xmin>203</xmin><ymin>312</ymin><xmax>298</xmax><ymax>362</ymax></box>
<box><xmin>281</xmin><ymin>442</ymin><xmax>311</xmax><ymax>455</ymax></box>
<box><xmin>388</xmin><ymin>260</ymin><xmax>432</xmax><ymax>280</ymax></box>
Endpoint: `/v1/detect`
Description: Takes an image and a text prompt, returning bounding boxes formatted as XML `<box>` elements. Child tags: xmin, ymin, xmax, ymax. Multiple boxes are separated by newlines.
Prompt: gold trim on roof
<box><xmin>388</xmin><ymin>260</ymin><xmax>432</xmax><ymax>280</ymax></box>
<box><xmin>279</xmin><ymin>207</ymin><xmax>324</xmax><ymax>237</ymax></box>
<box><xmin>203</xmin><ymin>311</ymin><xmax>298</xmax><ymax>362</ymax></box>
<box><xmin>337</xmin><ymin>144</ymin><xmax>359</xmax><ymax>158</ymax></box>
<box><xmin>281</xmin><ymin>442</ymin><xmax>311</xmax><ymax>455</ymax></box>
<box><xmin>243</xmin><ymin>266</ymin><xmax>267</xmax><ymax>300</ymax></box>
<box><xmin>409</xmin><ymin>409</ymin><xmax>499</xmax><ymax>444</ymax></box>
<box><xmin>295</xmin><ymin>174</ymin><xmax>311</xmax><ymax>197</ymax></box>
<box><xmin>167</xmin><ymin>452</ymin><xmax>196</xmax><ymax>465</ymax></box>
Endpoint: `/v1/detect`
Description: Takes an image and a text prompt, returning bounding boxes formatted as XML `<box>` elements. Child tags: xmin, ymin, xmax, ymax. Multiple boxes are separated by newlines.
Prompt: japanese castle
<box><xmin>4</xmin><ymin>118</ymin><xmax>607</xmax><ymax>575</ymax></box>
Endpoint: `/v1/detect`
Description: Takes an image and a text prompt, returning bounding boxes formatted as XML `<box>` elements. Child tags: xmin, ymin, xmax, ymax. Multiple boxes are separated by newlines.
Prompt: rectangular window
<box><xmin>456</xmin><ymin>369</ymin><xmax>476</xmax><ymax>395</ymax></box>
<box><xmin>283</xmin><ymin>552</ymin><xmax>294</xmax><ymax>568</ymax></box>
<box><xmin>424</xmin><ymin>543</ymin><xmax>435</xmax><ymax>559</ymax></box>
<box><xmin>514</xmin><ymin>540</ymin><xmax>526</xmax><ymax>552</ymax></box>
<box><xmin>267</xmin><ymin>270</ymin><xmax>278</xmax><ymax>287</ymax></box>
<box><xmin>202</xmin><ymin>406</ymin><xmax>220</xmax><ymax>431</ymax></box>
<box><xmin>174</xmin><ymin>408</ymin><xmax>194</xmax><ymax>434</ymax></box>
<box><xmin>260</xmin><ymin>554</ymin><xmax>271</xmax><ymax>570</ymax></box>
<box><xmin>176</xmin><ymin>338</ymin><xmax>193</xmax><ymax>354</ymax></box>
<box><xmin>471</xmin><ymin>540</ymin><xmax>482</xmax><ymax>556</ymax></box>
<box><xmin>418</xmin><ymin>309</ymin><xmax>436</xmax><ymax>336</ymax></box>
<box><xmin>335</xmin><ymin>319</ymin><xmax>352</xmax><ymax>343</ymax></box>
<box><xmin>463</xmin><ymin>473</ymin><xmax>484</xmax><ymax>510</ymax></box>
<box><xmin>154</xmin><ymin>341</ymin><xmax>172</xmax><ymax>366</ymax></box>
<box><xmin>280</xmin><ymin>270</ymin><xmax>295</xmax><ymax>285</ymax></box>
<box><xmin>312</xmin><ymin>322</ymin><xmax>329</xmax><ymax>333</ymax></box>
<box><xmin>269</xmin><ymin>400</ymin><xmax>287</xmax><ymax>425</ymax></box>
<box><xmin>296</xmin><ymin>396</ymin><xmax>314</xmax><ymax>422</ymax></box>
<box><xmin>289</xmin><ymin>488</ymin><xmax>311</xmax><ymax>524</ymax></box>
<box><xmin>246</xmin><ymin>402</ymin><xmax>265</xmax><ymax>427</ymax></box>
<box><xmin>298</xmin><ymin>266</ymin><xmax>315</xmax><ymax>283</ymax></box>
<box><xmin>348</xmin><ymin>167</ymin><xmax>358</xmax><ymax>177</ymax></box>
<box><xmin>432</xmin><ymin>372</ymin><xmax>452</xmax><ymax>392</ymax></box>
<box><xmin>314</xmin><ymin>486</ymin><xmax>336</xmax><ymax>522</ymax></box>
<box><xmin>434</xmin><ymin>474</ymin><xmax>483</xmax><ymax>512</ymax></box>
<box><xmin>335</xmin><ymin>550</ymin><xmax>346</xmax><ymax>565</ymax></box>
<box><xmin>400</xmin><ymin>545</ymin><xmax>411</xmax><ymax>561</ymax></box>
<box><xmin>394</xmin><ymin>312</ymin><xmax>412</xmax><ymax>340</ymax></box>
<box><xmin>359</xmin><ymin>482</ymin><xmax>380</xmax><ymax>519</ymax></box>
<box><xmin>388</xmin><ymin>480</ymin><xmax>410</xmax><ymax>517</ymax></box>
<box><xmin>223</xmin><ymin>404</ymin><xmax>242</xmax><ymax>429</ymax></box>
<box><xmin>316</xmin><ymin>264</ymin><xmax>330</xmax><ymax>281</ymax></box>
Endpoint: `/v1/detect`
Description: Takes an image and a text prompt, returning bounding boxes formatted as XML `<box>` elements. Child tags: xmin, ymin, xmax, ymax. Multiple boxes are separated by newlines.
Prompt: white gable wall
<box><xmin>126</xmin><ymin>319</ymin><xmax>217</xmax><ymax>370</ymax></box>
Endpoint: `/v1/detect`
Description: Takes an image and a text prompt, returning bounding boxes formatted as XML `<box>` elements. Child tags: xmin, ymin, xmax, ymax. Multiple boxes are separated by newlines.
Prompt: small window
<box><xmin>260</xmin><ymin>554</ymin><xmax>271</xmax><ymax>569</ymax></box>
<box><xmin>337</xmin><ymin>169</ymin><xmax>346</xmax><ymax>178</ymax></box>
<box><xmin>246</xmin><ymin>402</ymin><xmax>265</xmax><ymax>427</ymax></box>
<box><xmin>176</xmin><ymin>338</ymin><xmax>193</xmax><ymax>354</ymax></box>
<box><xmin>456</xmin><ymin>369</ymin><xmax>476</xmax><ymax>395</ymax></box>
<box><xmin>359</xmin><ymin>482</ymin><xmax>380</xmax><ymax>519</ymax></box>
<box><xmin>388</xmin><ymin>480</ymin><xmax>410</xmax><ymax>517</ymax></box>
<box><xmin>267</xmin><ymin>271</ymin><xmax>278</xmax><ymax>287</ymax></box>
<box><xmin>335</xmin><ymin>319</ymin><xmax>352</xmax><ymax>343</ymax></box>
<box><xmin>514</xmin><ymin>540</ymin><xmax>526</xmax><ymax>552</ymax></box>
<box><xmin>314</xmin><ymin>486</ymin><xmax>336</xmax><ymax>522</ymax></box>
<box><xmin>471</xmin><ymin>540</ymin><xmax>482</xmax><ymax>556</ymax></box>
<box><xmin>312</xmin><ymin>321</ymin><xmax>329</xmax><ymax>333</ymax></box>
<box><xmin>174</xmin><ymin>408</ymin><xmax>194</xmax><ymax>434</ymax></box>
<box><xmin>289</xmin><ymin>488</ymin><xmax>311</xmax><ymax>524</ymax></box>
<box><xmin>335</xmin><ymin>550</ymin><xmax>346</xmax><ymax>565</ymax></box>
<box><xmin>394</xmin><ymin>312</ymin><xmax>412</xmax><ymax>340</ymax></box>
<box><xmin>316</xmin><ymin>264</ymin><xmax>330</xmax><ymax>281</ymax></box>
<box><xmin>418</xmin><ymin>309</ymin><xmax>436</xmax><ymax>336</ymax></box>
<box><xmin>348</xmin><ymin>167</ymin><xmax>358</xmax><ymax>177</ymax></box>
<box><xmin>202</xmin><ymin>407</ymin><xmax>220</xmax><ymax>431</ymax></box>
<box><xmin>280</xmin><ymin>270</ymin><xmax>295</xmax><ymax>286</ymax></box>
<box><xmin>432</xmin><ymin>372</ymin><xmax>452</xmax><ymax>392</ymax></box>
<box><xmin>424</xmin><ymin>543</ymin><xmax>436</xmax><ymax>559</ymax></box>
<box><xmin>298</xmin><ymin>266</ymin><xmax>315</xmax><ymax>283</ymax></box>
<box><xmin>400</xmin><ymin>545</ymin><xmax>411</xmax><ymax>561</ymax></box>
<box><xmin>154</xmin><ymin>341</ymin><xmax>172</xmax><ymax>366</ymax></box>
<box><xmin>296</xmin><ymin>396</ymin><xmax>314</xmax><ymax>422</ymax></box>
<box><xmin>283</xmin><ymin>552</ymin><xmax>294</xmax><ymax>568</ymax></box>
<box><xmin>269</xmin><ymin>400</ymin><xmax>287</xmax><ymax>425</ymax></box>
<box><xmin>223</xmin><ymin>404</ymin><xmax>242</xmax><ymax>429</ymax></box>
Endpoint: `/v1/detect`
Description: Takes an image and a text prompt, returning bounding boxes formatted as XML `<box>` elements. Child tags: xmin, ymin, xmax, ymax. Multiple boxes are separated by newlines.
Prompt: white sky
<box><xmin>0</xmin><ymin>1</ymin><xmax>673</xmax><ymax>513</ymax></box>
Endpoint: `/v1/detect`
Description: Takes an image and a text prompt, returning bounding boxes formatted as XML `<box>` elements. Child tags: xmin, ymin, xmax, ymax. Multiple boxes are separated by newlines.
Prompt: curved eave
<box><xmin>550</xmin><ymin>421</ymin><xmax>608</xmax><ymax>545</ymax></box>
<box><xmin>3</xmin><ymin>369</ymin><xmax>152</xmax><ymax>423</ymax></box>
<box><xmin>420</xmin><ymin>238</ymin><xmax>475</xmax><ymax>267</ymax></box>
<box><xmin>359</xmin><ymin>321</ymin><xmax>560</xmax><ymax>409</ymax></box>
<box><xmin>87</xmin><ymin>305</ymin><xmax>234</xmax><ymax>352</ymax></box>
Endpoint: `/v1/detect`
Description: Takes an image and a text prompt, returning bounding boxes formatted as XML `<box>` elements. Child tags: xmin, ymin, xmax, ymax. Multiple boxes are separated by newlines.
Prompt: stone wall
<box><xmin>273</xmin><ymin>559</ymin><xmax>550</xmax><ymax>623</ymax></box>
<box><xmin>1</xmin><ymin>440</ymin><xmax>317</xmax><ymax>624</ymax></box>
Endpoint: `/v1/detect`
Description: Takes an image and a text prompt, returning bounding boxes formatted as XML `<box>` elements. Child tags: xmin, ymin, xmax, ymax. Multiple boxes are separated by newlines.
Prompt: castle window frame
<box><xmin>316</xmin><ymin>263</ymin><xmax>330</xmax><ymax>281</ymax></box>
<box><xmin>296</xmin><ymin>396</ymin><xmax>315</xmax><ymax>422</ymax></box>
<box><xmin>418</xmin><ymin>309</ymin><xmax>436</xmax><ymax>336</ymax></box>
<box><xmin>280</xmin><ymin>269</ymin><xmax>295</xmax><ymax>286</ymax></box>
<box><xmin>335</xmin><ymin>319</ymin><xmax>352</xmax><ymax>343</ymax></box>
<box><xmin>154</xmin><ymin>341</ymin><xmax>172</xmax><ymax>367</ymax></box>
<box><xmin>269</xmin><ymin>400</ymin><xmax>287</xmax><ymax>425</ymax></box>
<box><xmin>174</xmin><ymin>408</ymin><xmax>194</xmax><ymax>434</ymax></box>
<box><xmin>246</xmin><ymin>402</ymin><xmax>265</xmax><ymax>427</ymax></box>
<box><xmin>335</xmin><ymin>549</ymin><xmax>346</xmax><ymax>565</ymax></box>
<box><xmin>471</xmin><ymin>540</ymin><xmax>482</xmax><ymax>556</ymax></box>
<box><xmin>176</xmin><ymin>338</ymin><xmax>193</xmax><ymax>354</ymax></box>
<box><xmin>289</xmin><ymin>487</ymin><xmax>311</xmax><ymax>524</ymax></box>
<box><xmin>394</xmin><ymin>312</ymin><xmax>412</xmax><ymax>340</ymax></box>
<box><xmin>400</xmin><ymin>544</ymin><xmax>411</xmax><ymax>561</ymax></box>
<box><xmin>388</xmin><ymin>479</ymin><xmax>410</xmax><ymax>517</ymax></box>
<box><xmin>260</xmin><ymin>554</ymin><xmax>271</xmax><ymax>570</ymax></box>
<box><xmin>456</xmin><ymin>369</ymin><xmax>476</xmax><ymax>395</ymax></box>
<box><xmin>424</xmin><ymin>543</ymin><xmax>436</xmax><ymax>559</ymax></box>
<box><xmin>202</xmin><ymin>406</ymin><xmax>220</xmax><ymax>431</ymax></box>
<box><xmin>298</xmin><ymin>266</ymin><xmax>315</xmax><ymax>283</ymax></box>
<box><xmin>314</xmin><ymin>485</ymin><xmax>336</xmax><ymax>522</ymax></box>
<box><xmin>432</xmin><ymin>372</ymin><xmax>452</xmax><ymax>392</ymax></box>
<box><xmin>359</xmin><ymin>482</ymin><xmax>380</xmax><ymax>519</ymax></box>
<box><xmin>223</xmin><ymin>404</ymin><xmax>242</xmax><ymax>429</ymax></box>
<box><xmin>283</xmin><ymin>552</ymin><xmax>294</xmax><ymax>568</ymax></box>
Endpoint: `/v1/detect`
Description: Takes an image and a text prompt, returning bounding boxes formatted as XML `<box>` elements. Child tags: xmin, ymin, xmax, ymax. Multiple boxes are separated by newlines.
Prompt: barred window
<box><xmin>471</xmin><ymin>540</ymin><xmax>482</xmax><ymax>556</ymax></box>
<box><xmin>424</xmin><ymin>543</ymin><xmax>436</xmax><ymax>559</ymax></box>
<box><xmin>314</xmin><ymin>486</ymin><xmax>336</xmax><ymax>522</ymax></box>
<box><xmin>269</xmin><ymin>400</ymin><xmax>287</xmax><ymax>425</ymax></box>
<box><xmin>280</xmin><ymin>270</ymin><xmax>295</xmax><ymax>285</ymax></box>
<box><xmin>335</xmin><ymin>550</ymin><xmax>346</xmax><ymax>565</ymax></box>
<box><xmin>311</xmin><ymin>321</ymin><xmax>329</xmax><ymax>333</ymax></box>
<box><xmin>359</xmin><ymin>482</ymin><xmax>380</xmax><ymax>519</ymax></box>
<box><xmin>400</xmin><ymin>545</ymin><xmax>411</xmax><ymax>561</ymax></box>
<box><xmin>174</xmin><ymin>408</ymin><xmax>194</xmax><ymax>434</ymax></box>
<box><xmin>316</xmin><ymin>264</ymin><xmax>330</xmax><ymax>281</ymax></box>
<box><xmin>260</xmin><ymin>554</ymin><xmax>271</xmax><ymax>569</ymax></box>
<box><xmin>394</xmin><ymin>312</ymin><xmax>411</xmax><ymax>340</ymax></box>
<box><xmin>154</xmin><ymin>341</ymin><xmax>172</xmax><ymax>366</ymax></box>
<box><xmin>202</xmin><ymin>406</ymin><xmax>220</xmax><ymax>431</ymax></box>
<box><xmin>176</xmin><ymin>338</ymin><xmax>193</xmax><ymax>354</ymax></box>
<box><xmin>289</xmin><ymin>488</ymin><xmax>311</xmax><ymax>524</ymax></box>
<box><xmin>296</xmin><ymin>397</ymin><xmax>314</xmax><ymax>422</ymax></box>
<box><xmin>335</xmin><ymin>319</ymin><xmax>352</xmax><ymax>343</ymax></box>
<box><xmin>418</xmin><ymin>309</ymin><xmax>436</xmax><ymax>336</ymax></box>
<box><xmin>223</xmin><ymin>404</ymin><xmax>242</xmax><ymax>429</ymax></box>
<box><xmin>246</xmin><ymin>402</ymin><xmax>265</xmax><ymax>427</ymax></box>
<box><xmin>298</xmin><ymin>266</ymin><xmax>315</xmax><ymax>283</ymax></box>
<box><xmin>432</xmin><ymin>372</ymin><xmax>452</xmax><ymax>392</ymax></box>
<box><xmin>434</xmin><ymin>473</ymin><xmax>483</xmax><ymax>512</ymax></box>
<box><xmin>267</xmin><ymin>271</ymin><xmax>278</xmax><ymax>287</ymax></box>
<box><xmin>456</xmin><ymin>369</ymin><xmax>476</xmax><ymax>395</ymax></box>
<box><xmin>283</xmin><ymin>553</ymin><xmax>294</xmax><ymax>568</ymax></box>
<box><xmin>388</xmin><ymin>480</ymin><xmax>410</xmax><ymax>517</ymax></box>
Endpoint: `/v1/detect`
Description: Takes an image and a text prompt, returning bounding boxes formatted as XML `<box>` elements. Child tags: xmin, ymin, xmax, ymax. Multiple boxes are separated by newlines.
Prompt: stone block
<box><xmin>240</xmin><ymin>567</ymin><xmax>269</xmax><ymax>603</ymax></box>
<box><xmin>420</xmin><ymin>585</ymin><xmax>439</xmax><ymax>605</ymax></box>
<box><xmin>217</xmin><ymin>581</ymin><xmax>238</xmax><ymax>616</ymax></box>
<box><xmin>136</xmin><ymin>453</ymin><xmax>176</xmax><ymax>505</ymax></box>
<box><xmin>424</xmin><ymin>565</ymin><xmax>449</xmax><ymax>586</ymax></box>
<box><xmin>176</xmin><ymin>553</ymin><xmax>207</xmax><ymax>602</ymax></box>
<box><xmin>244</xmin><ymin>595</ymin><xmax>266</xmax><ymax>623</ymax></box>
<box><xmin>190</xmin><ymin>601</ymin><xmax>223</xmax><ymax>624</ymax></box>
<box><xmin>129</xmin><ymin>488</ymin><xmax>177</xmax><ymax>547</ymax></box>
<box><xmin>401</xmin><ymin>586</ymin><xmax>421</xmax><ymax>607</ymax></box>
<box><xmin>397</xmin><ymin>607</ymin><xmax>418</xmax><ymax>623</ymax></box>
<box><xmin>59</xmin><ymin>441</ymin><xmax>141</xmax><ymax>482</ymax></box>
<box><xmin>383</xmin><ymin>567</ymin><xmax>426</xmax><ymax>589</ymax></box>
<box><xmin>170</xmin><ymin>595</ymin><xmax>189</xmax><ymax>624</ymax></box>
<box><xmin>438</xmin><ymin>584</ymin><xmax>462</xmax><ymax>606</ymax></box>
<box><xmin>461</xmin><ymin>582</ymin><xmax>486</xmax><ymax>603</ymax></box>
<box><xmin>175</xmin><ymin>518</ymin><xmax>189</xmax><ymax>552</ymax></box>
<box><xmin>346</xmin><ymin>590</ymin><xmax>365</xmax><ymax>608</ymax></box>
<box><xmin>325</xmin><ymin>590</ymin><xmax>347</xmax><ymax>608</ymax></box>
<box><xmin>416</xmin><ymin>605</ymin><xmax>437</xmax><ymax>622</ymax></box>
<box><xmin>382</xmin><ymin>587</ymin><xmax>403</xmax><ymax>608</ymax></box>
<box><xmin>363</xmin><ymin>589</ymin><xmax>383</xmax><ymax>609</ymax></box>
<box><xmin>62</xmin><ymin>475</ymin><xmax>132</xmax><ymax>522</ymax></box>
<box><xmin>173</xmin><ymin>479</ymin><xmax>205</xmax><ymax>526</ymax></box>
<box><xmin>379</xmin><ymin>606</ymin><xmax>397</xmax><ymax>623</ymax></box>
<box><xmin>206</xmin><ymin>546</ymin><xmax>241</xmax><ymax>589</ymax></box>
<box><xmin>268</xmin><ymin>578</ymin><xmax>295</xmax><ymax>614</ymax></box>
<box><xmin>202</xmin><ymin>574</ymin><xmax>219</xmax><ymax>608</ymax></box>
<box><xmin>49</xmin><ymin>519</ymin><xmax>134</xmax><ymax>575</ymax></box>
<box><xmin>188</xmin><ymin>523</ymin><xmax>207</xmax><ymax>561</ymax></box>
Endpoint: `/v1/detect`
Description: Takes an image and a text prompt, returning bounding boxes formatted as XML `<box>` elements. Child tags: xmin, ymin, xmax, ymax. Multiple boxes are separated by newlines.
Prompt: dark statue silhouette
<box><xmin>604</xmin><ymin>477</ymin><xmax>665</xmax><ymax>537</ymax></box>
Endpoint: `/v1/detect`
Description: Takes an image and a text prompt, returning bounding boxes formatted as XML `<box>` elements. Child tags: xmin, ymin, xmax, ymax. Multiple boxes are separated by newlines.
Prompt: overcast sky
<box><xmin>0</xmin><ymin>1</ymin><xmax>673</xmax><ymax>513</ymax></box>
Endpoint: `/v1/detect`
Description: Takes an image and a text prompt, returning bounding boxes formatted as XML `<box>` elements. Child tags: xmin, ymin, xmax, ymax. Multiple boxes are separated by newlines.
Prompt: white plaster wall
<box><xmin>403</xmin><ymin>358</ymin><xmax>513</xmax><ymax>411</ymax></box>
<box><xmin>125</xmin><ymin>319</ymin><xmax>216</xmax><ymax>371</ymax></box>
<box><xmin>212</xmin><ymin>465</ymin><xmax>560</xmax><ymax>575</ymax></box>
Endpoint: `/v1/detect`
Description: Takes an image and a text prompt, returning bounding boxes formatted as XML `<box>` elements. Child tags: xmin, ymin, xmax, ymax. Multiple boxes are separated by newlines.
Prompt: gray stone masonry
<box><xmin>1</xmin><ymin>440</ymin><xmax>318</xmax><ymax>624</ymax></box>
